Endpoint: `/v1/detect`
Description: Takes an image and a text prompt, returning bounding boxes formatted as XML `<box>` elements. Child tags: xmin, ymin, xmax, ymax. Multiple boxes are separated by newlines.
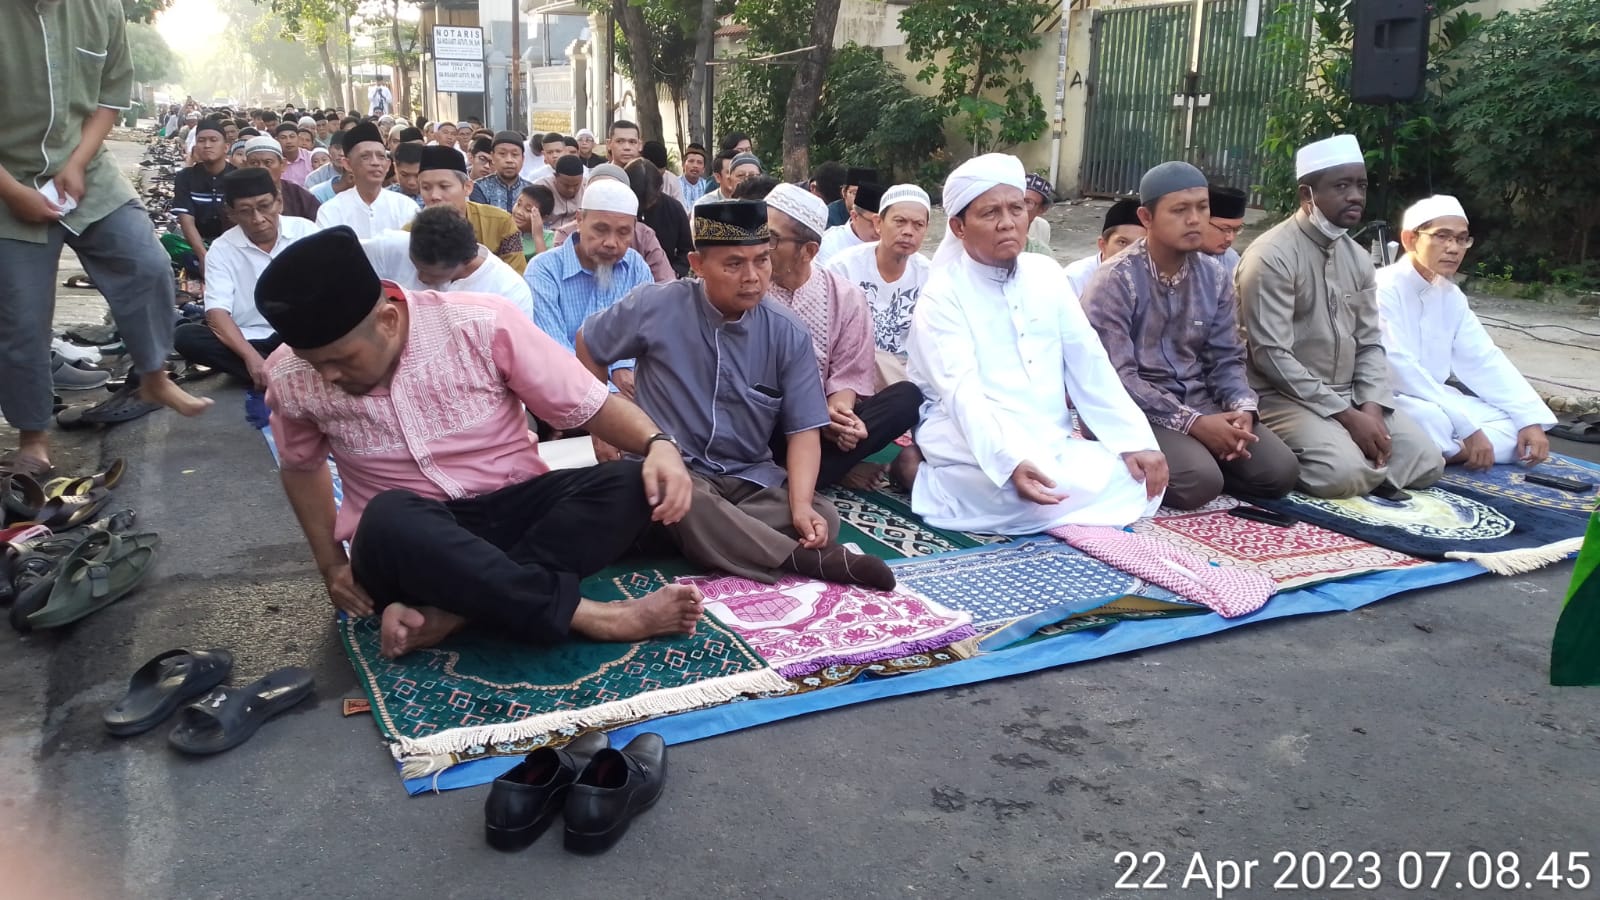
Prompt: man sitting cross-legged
<box><xmin>1081</xmin><ymin>161</ymin><xmax>1298</xmax><ymax>509</ymax></box>
<box><xmin>575</xmin><ymin>200</ymin><xmax>897</xmax><ymax>590</ymax></box>
<box><xmin>257</xmin><ymin>226</ymin><xmax>703</xmax><ymax>659</ymax></box>
<box><xmin>903</xmin><ymin>154</ymin><xmax>1169</xmax><ymax>534</ymax></box>
<box><xmin>173</xmin><ymin>168</ymin><xmax>319</xmax><ymax>388</ymax></box>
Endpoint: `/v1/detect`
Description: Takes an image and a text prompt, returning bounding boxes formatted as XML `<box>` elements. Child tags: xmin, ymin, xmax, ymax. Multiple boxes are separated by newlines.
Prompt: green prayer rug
<box><xmin>825</xmin><ymin>485</ymin><xmax>1008</xmax><ymax>559</ymax></box>
<box><xmin>341</xmin><ymin>562</ymin><xmax>787</xmax><ymax>776</ymax></box>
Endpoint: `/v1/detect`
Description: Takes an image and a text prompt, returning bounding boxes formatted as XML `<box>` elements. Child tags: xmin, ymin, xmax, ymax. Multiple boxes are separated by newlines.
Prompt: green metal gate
<box><xmin>1079</xmin><ymin>0</ymin><xmax>1311</xmax><ymax>204</ymax></box>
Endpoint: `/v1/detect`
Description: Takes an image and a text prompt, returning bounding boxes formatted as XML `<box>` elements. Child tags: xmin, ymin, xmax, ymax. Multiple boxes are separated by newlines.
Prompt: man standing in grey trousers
<box><xmin>0</xmin><ymin>0</ymin><xmax>212</xmax><ymax>476</ymax></box>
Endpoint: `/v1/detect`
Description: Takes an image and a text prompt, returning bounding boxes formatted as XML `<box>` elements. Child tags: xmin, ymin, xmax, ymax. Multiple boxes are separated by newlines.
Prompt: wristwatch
<box><xmin>646</xmin><ymin>433</ymin><xmax>679</xmax><ymax>451</ymax></box>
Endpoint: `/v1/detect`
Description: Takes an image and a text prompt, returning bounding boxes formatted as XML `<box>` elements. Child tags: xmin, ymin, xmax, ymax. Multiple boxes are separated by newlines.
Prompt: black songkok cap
<box><xmin>256</xmin><ymin>227</ymin><xmax>382</xmax><ymax>350</ymax></box>
<box><xmin>398</xmin><ymin>127</ymin><xmax>424</xmax><ymax>143</ymax></box>
<box><xmin>195</xmin><ymin>118</ymin><xmax>227</xmax><ymax>137</ymax></box>
<box><xmin>846</xmin><ymin>167</ymin><xmax>877</xmax><ymax>187</ymax></box>
<box><xmin>554</xmin><ymin>154</ymin><xmax>585</xmax><ymax>177</ymax></box>
<box><xmin>1209</xmin><ymin>185</ymin><xmax>1248</xmax><ymax>219</ymax></box>
<box><xmin>221</xmin><ymin>167</ymin><xmax>277</xmax><ymax>204</ymax></box>
<box><xmin>1103</xmin><ymin>198</ymin><xmax>1143</xmax><ymax>232</ymax></box>
<box><xmin>471</xmin><ymin>136</ymin><xmax>494</xmax><ymax>156</ymax></box>
<box><xmin>419</xmin><ymin>145</ymin><xmax>467</xmax><ymax>174</ymax></box>
<box><xmin>694</xmin><ymin>200</ymin><xmax>772</xmax><ymax>248</ymax></box>
<box><xmin>853</xmin><ymin>182</ymin><xmax>887</xmax><ymax>214</ymax></box>
<box><xmin>341</xmin><ymin>122</ymin><xmax>385</xmax><ymax>155</ymax></box>
<box><xmin>492</xmin><ymin>130</ymin><xmax>524</xmax><ymax>151</ymax></box>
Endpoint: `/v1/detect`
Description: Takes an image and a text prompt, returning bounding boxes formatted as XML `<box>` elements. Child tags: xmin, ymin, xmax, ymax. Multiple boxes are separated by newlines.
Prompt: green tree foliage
<box><xmin>1448</xmin><ymin>0</ymin><xmax>1600</xmax><ymax>270</ymax></box>
<box><xmin>811</xmin><ymin>45</ymin><xmax>948</xmax><ymax>188</ymax></box>
<box><xmin>898</xmin><ymin>0</ymin><xmax>1055</xmax><ymax>153</ymax></box>
<box><xmin>713</xmin><ymin>0</ymin><xmax>811</xmax><ymax>166</ymax></box>
<box><xmin>1257</xmin><ymin>0</ymin><xmax>1483</xmax><ymax>221</ymax></box>
<box><xmin>126</xmin><ymin>22</ymin><xmax>180</xmax><ymax>84</ymax></box>
<box><xmin>123</xmin><ymin>0</ymin><xmax>174</xmax><ymax>23</ymax></box>
<box><xmin>607</xmin><ymin>0</ymin><xmax>700</xmax><ymax>146</ymax></box>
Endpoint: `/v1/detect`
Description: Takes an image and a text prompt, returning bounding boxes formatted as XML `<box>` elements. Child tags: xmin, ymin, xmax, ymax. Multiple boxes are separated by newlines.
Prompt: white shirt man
<box><xmin>360</xmin><ymin>230</ymin><xmax>534</xmax><ymax>321</ymax></box>
<box><xmin>317</xmin><ymin>180</ymin><xmax>419</xmax><ymax>238</ymax></box>
<box><xmin>1376</xmin><ymin>195</ymin><xmax>1554</xmax><ymax>467</ymax></box>
<box><xmin>816</xmin><ymin>182</ymin><xmax>884</xmax><ymax>266</ymax></box>
<box><xmin>1061</xmin><ymin>199</ymin><xmax>1146</xmax><ymax>300</ymax></box>
<box><xmin>822</xmin><ymin>183</ymin><xmax>933</xmax><ymax>387</ymax></box>
<box><xmin>905</xmin><ymin>155</ymin><xmax>1167</xmax><ymax>534</ymax></box>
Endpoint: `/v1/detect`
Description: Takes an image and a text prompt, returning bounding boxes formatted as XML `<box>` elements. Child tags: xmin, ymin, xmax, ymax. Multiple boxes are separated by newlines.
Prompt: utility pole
<box><xmin>510</xmin><ymin>0</ymin><xmax>523</xmax><ymax>133</ymax></box>
<box><xmin>346</xmin><ymin>11</ymin><xmax>357</xmax><ymax>111</ymax></box>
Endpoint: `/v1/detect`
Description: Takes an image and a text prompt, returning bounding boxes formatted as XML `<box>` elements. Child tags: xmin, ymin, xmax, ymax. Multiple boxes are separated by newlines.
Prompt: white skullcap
<box><xmin>1402</xmin><ymin>194</ymin><xmax>1469</xmax><ymax>231</ymax></box>
<box><xmin>879</xmin><ymin>183</ymin><xmax>931</xmax><ymax>215</ymax></box>
<box><xmin>576</xmin><ymin>128</ymin><xmax>597</xmax><ymax>140</ymax></box>
<box><xmin>242</xmin><ymin>135</ymin><xmax>284</xmax><ymax>158</ymax></box>
<box><xmin>298</xmin><ymin>116</ymin><xmax>318</xmax><ymax>128</ymax></box>
<box><xmin>933</xmin><ymin>154</ymin><xmax>1027</xmax><ymax>269</ymax></box>
<box><xmin>580</xmin><ymin>178</ymin><xmax>639</xmax><ymax>216</ymax></box>
<box><xmin>765</xmin><ymin>183</ymin><xmax>828</xmax><ymax>240</ymax></box>
<box><xmin>1295</xmin><ymin>134</ymin><xmax>1364</xmax><ymax>179</ymax></box>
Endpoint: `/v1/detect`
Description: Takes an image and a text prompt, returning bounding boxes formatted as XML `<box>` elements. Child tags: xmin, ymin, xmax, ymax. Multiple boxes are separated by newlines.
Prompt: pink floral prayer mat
<box><xmin>677</xmin><ymin>574</ymin><xmax>977</xmax><ymax>678</ymax></box>
<box><xmin>1048</xmin><ymin>524</ymin><xmax>1275</xmax><ymax>618</ymax></box>
<box><xmin>1123</xmin><ymin>497</ymin><xmax>1428</xmax><ymax>590</ymax></box>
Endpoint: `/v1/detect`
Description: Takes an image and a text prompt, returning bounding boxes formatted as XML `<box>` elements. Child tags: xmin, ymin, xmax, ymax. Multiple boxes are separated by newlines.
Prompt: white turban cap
<box><xmin>1401</xmin><ymin>195</ymin><xmax>1469</xmax><ymax>231</ymax></box>
<box><xmin>933</xmin><ymin>154</ymin><xmax>1027</xmax><ymax>269</ymax></box>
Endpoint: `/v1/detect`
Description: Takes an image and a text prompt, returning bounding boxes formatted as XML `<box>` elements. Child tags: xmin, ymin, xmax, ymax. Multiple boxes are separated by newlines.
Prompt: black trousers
<box><xmin>348</xmin><ymin>461</ymin><xmax>653</xmax><ymax>644</ymax></box>
<box><xmin>771</xmin><ymin>381</ymin><xmax>923</xmax><ymax>488</ymax></box>
<box><xmin>173</xmin><ymin>321</ymin><xmax>281</xmax><ymax>382</ymax></box>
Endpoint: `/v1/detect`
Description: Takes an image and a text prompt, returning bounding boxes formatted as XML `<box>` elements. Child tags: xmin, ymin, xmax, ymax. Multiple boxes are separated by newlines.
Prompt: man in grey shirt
<box><xmin>577</xmin><ymin>201</ymin><xmax>896</xmax><ymax>590</ymax></box>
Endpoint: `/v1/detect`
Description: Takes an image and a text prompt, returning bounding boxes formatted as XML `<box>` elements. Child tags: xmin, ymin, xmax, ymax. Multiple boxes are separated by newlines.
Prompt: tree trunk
<box><xmin>613</xmin><ymin>0</ymin><xmax>664</xmax><ymax>140</ymax></box>
<box><xmin>670</xmin><ymin>82</ymin><xmax>688</xmax><ymax>156</ymax></box>
<box><xmin>390</xmin><ymin>0</ymin><xmax>411</xmax><ymax>119</ymax></box>
<box><xmin>687</xmin><ymin>0</ymin><xmax>715</xmax><ymax>147</ymax></box>
<box><xmin>317</xmin><ymin>33</ymin><xmax>345</xmax><ymax>112</ymax></box>
<box><xmin>780</xmin><ymin>0</ymin><xmax>842</xmax><ymax>179</ymax></box>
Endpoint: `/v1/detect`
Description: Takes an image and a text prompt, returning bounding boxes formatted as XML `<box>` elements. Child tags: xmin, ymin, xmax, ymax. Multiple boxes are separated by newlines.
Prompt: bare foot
<box><xmin>839</xmin><ymin>462</ymin><xmax>887</xmax><ymax>491</ymax></box>
<box><xmin>570</xmin><ymin>584</ymin><xmax>704</xmax><ymax>642</ymax></box>
<box><xmin>137</xmin><ymin>370</ymin><xmax>213</xmax><ymax>417</ymax></box>
<box><xmin>887</xmin><ymin>443</ymin><xmax>923</xmax><ymax>491</ymax></box>
<box><xmin>6</xmin><ymin>432</ymin><xmax>52</xmax><ymax>475</ymax></box>
<box><xmin>379</xmin><ymin>603</ymin><xmax>466</xmax><ymax>658</ymax></box>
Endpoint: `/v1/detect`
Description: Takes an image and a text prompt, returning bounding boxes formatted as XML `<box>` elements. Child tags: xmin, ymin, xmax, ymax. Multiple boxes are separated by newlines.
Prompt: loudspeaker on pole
<box><xmin>1350</xmin><ymin>0</ymin><xmax>1430</xmax><ymax>105</ymax></box>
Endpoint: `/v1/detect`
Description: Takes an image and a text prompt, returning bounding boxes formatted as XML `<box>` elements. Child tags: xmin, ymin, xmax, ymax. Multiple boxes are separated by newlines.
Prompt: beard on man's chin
<box><xmin>592</xmin><ymin>261</ymin><xmax>617</xmax><ymax>293</ymax></box>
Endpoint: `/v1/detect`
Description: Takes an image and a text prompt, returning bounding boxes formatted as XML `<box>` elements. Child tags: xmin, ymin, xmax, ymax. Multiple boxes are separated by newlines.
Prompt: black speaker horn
<box><xmin>1350</xmin><ymin>0</ymin><xmax>1430</xmax><ymax>105</ymax></box>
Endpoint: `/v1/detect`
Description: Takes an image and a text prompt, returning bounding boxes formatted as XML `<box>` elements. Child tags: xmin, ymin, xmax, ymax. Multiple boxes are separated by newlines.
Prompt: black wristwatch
<box><xmin>646</xmin><ymin>433</ymin><xmax>679</xmax><ymax>452</ymax></box>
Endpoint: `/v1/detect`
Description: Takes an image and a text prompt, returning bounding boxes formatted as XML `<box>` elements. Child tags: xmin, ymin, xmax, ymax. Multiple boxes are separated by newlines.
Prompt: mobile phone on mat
<box><xmin>1228</xmin><ymin>505</ymin><xmax>1297</xmax><ymax>527</ymax></box>
<box><xmin>1524</xmin><ymin>471</ymin><xmax>1595</xmax><ymax>493</ymax></box>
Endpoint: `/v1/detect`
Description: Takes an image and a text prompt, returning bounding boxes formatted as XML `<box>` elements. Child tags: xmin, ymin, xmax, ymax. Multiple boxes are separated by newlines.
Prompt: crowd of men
<box><xmin>2</xmin><ymin>2</ymin><xmax>1553</xmax><ymax>662</ymax></box>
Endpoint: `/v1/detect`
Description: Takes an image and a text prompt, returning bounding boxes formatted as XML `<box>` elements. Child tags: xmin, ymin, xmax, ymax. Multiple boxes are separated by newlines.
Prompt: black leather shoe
<box><xmin>562</xmin><ymin>733</ymin><xmax>667</xmax><ymax>854</ymax></box>
<box><xmin>483</xmin><ymin>731</ymin><xmax>608</xmax><ymax>851</ymax></box>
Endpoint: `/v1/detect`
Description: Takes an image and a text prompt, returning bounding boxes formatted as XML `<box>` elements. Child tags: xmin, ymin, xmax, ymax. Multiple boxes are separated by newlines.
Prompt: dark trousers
<box><xmin>770</xmin><ymin>381</ymin><xmax>923</xmax><ymax>488</ymax></box>
<box><xmin>173</xmin><ymin>321</ymin><xmax>281</xmax><ymax>382</ymax></box>
<box><xmin>1153</xmin><ymin>422</ymin><xmax>1300</xmax><ymax>510</ymax></box>
<box><xmin>348</xmin><ymin>461</ymin><xmax>653</xmax><ymax>644</ymax></box>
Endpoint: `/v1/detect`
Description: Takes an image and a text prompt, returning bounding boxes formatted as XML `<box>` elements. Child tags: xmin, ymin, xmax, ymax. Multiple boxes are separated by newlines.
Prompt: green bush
<box><xmin>811</xmin><ymin>44</ymin><xmax>949</xmax><ymax>188</ymax></box>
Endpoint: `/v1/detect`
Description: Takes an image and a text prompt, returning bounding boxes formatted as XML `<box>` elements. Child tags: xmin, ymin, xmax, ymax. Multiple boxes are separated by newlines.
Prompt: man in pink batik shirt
<box><xmin>257</xmin><ymin>226</ymin><xmax>704</xmax><ymax>658</ymax></box>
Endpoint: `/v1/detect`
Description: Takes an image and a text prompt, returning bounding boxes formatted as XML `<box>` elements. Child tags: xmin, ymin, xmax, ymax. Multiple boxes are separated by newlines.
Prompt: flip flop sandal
<box><xmin>79</xmin><ymin>391</ymin><xmax>162</xmax><ymax>426</ymax></box>
<box><xmin>34</xmin><ymin>488</ymin><xmax>113</xmax><ymax>531</ymax></box>
<box><xmin>0</xmin><ymin>453</ymin><xmax>55</xmax><ymax>480</ymax></box>
<box><xmin>40</xmin><ymin>460</ymin><xmax>126</xmax><ymax>498</ymax></box>
<box><xmin>104</xmin><ymin>649</ymin><xmax>235</xmax><ymax>737</ymax></box>
<box><xmin>62</xmin><ymin>324</ymin><xmax>119</xmax><ymax>346</ymax></box>
<box><xmin>167</xmin><ymin>667</ymin><xmax>314</xmax><ymax>755</ymax></box>
<box><xmin>9</xmin><ymin>531</ymin><xmax>114</xmax><ymax>632</ymax></box>
<box><xmin>25</xmin><ymin>531</ymin><xmax>161</xmax><ymax>630</ymax></box>
<box><xmin>1550</xmin><ymin>416</ymin><xmax>1600</xmax><ymax>444</ymax></box>
<box><xmin>1</xmin><ymin>473</ymin><xmax>47</xmax><ymax>524</ymax></box>
<box><xmin>62</xmin><ymin>275</ymin><xmax>96</xmax><ymax>290</ymax></box>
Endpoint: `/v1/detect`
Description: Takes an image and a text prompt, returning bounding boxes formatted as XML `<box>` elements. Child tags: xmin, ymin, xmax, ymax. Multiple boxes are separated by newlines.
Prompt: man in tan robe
<box><xmin>1236</xmin><ymin>135</ymin><xmax>1442</xmax><ymax>499</ymax></box>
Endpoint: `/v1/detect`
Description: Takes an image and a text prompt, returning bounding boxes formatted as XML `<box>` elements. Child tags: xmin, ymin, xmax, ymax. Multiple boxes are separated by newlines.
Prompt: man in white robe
<box><xmin>1376</xmin><ymin>195</ymin><xmax>1553</xmax><ymax>468</ymax></box>
<box><xmin>1061</xmin><ymin>199</ymin><xmax>1145</xmax><ymax>300</ymax></box>
<box><xmin>902</xmin><ymin>155</ymin><xmax>1168</xmax><ymax>534</ymax></box>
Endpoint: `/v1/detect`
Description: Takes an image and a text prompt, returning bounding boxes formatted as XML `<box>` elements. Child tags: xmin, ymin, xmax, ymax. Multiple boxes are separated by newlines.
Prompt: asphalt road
<box><xmin>4</xmin><ymin>376</ymin><xmax>1599</xmax><ymax>900</ymax></box>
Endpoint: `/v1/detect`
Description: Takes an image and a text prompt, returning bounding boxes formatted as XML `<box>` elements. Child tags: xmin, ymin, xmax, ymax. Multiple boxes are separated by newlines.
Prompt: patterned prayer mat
<box><xmin>888</xmin><ymin>538</ymin><xmax>1189</xmax><ymax>636</ymax></box>
<box><xmin>678</xmin><ymin>573</ymin><xmax>977</xmax><ymax>678</ymax></box>
<box><xmin>825</xmin><ymin>486</ymin><xmax>1007</xmax><ymax>559</ymax></box>
<box><xmin>1254</xmin><ymin>482</ymin><xmax>1586</xmax><ymax>574</ymax></box>
<box><xmin>1128</xmin><ymin>496</ymin><xmax>1428</xmax><ymax>590</ymax></box>
<box><xmin>1439</xmin><ymin>458</ymin><xmax>1599</xmax><ymax>522</ymax></box>
<box><xmin>341</xmin><ymin>562</ymin><xmax>787</xmax><ymax>776</ymax></box>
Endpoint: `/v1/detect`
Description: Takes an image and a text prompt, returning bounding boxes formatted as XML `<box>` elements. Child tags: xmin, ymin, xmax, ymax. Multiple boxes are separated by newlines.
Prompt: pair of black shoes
<box><xmin>484</xmin><ymin>732</ymin><xmax>667</xmax><ymax>854</ymax></box>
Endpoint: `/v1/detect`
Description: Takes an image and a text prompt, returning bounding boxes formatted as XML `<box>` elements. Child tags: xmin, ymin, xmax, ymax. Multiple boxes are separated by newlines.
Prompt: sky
<box><xmin>153</xmin><ymin>0</ymin><xmax>228</xmax><ymax>46</ymax></box>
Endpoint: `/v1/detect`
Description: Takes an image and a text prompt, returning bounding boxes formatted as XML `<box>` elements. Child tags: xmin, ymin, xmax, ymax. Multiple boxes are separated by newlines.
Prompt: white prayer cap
<box><xmin>242</xmin><ymin>136</ymin><xmax>284</xmax><ymax>158</ymax></box>
<box><xmin>580</xmin><ymin>178</ymin><xmax>639</xmax><ymax>217</ymax></box>
<box><xmin>1295</xmin><ymin>134</ymin><xmax>1364</xmax><ymax>179</ymax></box>
<box><xmin>765</xmin><ymin>183</ymin><xmax>828</xmax><ymax>239</ymax></box>
<box><xmin>576</xmin><ymin>128</ymin><xmax>597</xmax><ymax>141</ymax></box>
<box><xmin>880</xmin><ymin>183</ymin><xmax>931</xmax><ymax>215</ymax></box>
<box><xmin>297</xmin><ymin>116</ymin><xmax>318</xmax><ymax>129</ymax></box>
<box><xmin>1401</xmin><ymin>194</ymin><xmax>1469</xmax><ymax>231</ymax></box>
<box><xmin>933</xmin><ymin>154</ymin><xmax>1026</xmax><ymax>269</ymax></box>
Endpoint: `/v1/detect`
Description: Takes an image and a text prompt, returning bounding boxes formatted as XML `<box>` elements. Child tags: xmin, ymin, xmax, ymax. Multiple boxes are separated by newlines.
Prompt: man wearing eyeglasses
<box><xmin>314</xmin><ymin>122</ymin><xmax>418</xmax><ymax>238</ymax></box>
<box><xmin>1375</xmin><ymin>195</ymin><xmax>1553</xmax><ymax>470</ymax></box>
<box><xmin>1202</xmin><ymin>186</ymin><xmax>1247</xmax><ymax>277</ymax></box>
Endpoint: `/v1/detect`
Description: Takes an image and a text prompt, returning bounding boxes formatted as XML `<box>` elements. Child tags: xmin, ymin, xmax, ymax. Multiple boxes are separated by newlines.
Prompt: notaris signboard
<box><xmin>433</xmin><ymin>26</ymin><xmax>484</xmax><ymax>93</ymax></box>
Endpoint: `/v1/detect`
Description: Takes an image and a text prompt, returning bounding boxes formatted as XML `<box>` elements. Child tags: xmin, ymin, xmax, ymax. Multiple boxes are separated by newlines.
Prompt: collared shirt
<box><xmin>581</xmin><ymin>280</ymin><xmax>831</xmax><ymax>487</ymax></box>
<box><xmin>679</xmin><ymin>174</ymin><xmax>711</xmax><ymax>208</ymax></box>
<box><xmin>0</xmin><ymin>1</ymin><xmax>139</xmax><ymax>243</ymax></box>
<box><xmin>173</xmin><ymin>162</ymin><xmax>235</xmax><ymax>242</ymax></box>
<box><xmin>519</xmin><ymin>153</ymin><xmax>552</xmax><ymax>184</ymax></box>
<box><xmin>553</xmin><ymin>218</ymin><xmax>675</xmax><ymax>284</ymax></box>
<box><xmin>1081</xmin><ymin>239</ymin><xmax>1256</xmax><ymax>434</ymax></box>
<box><xmin>1213</xmin><ymin>246</ymin><xmax>1241</xmax><ymax>278</ymax></box>
<box><xmin>824</xmin><ymin>241</ymin><xmax>932</xmax><ymax>355</ymax></box>
<box><xmin>314</xmin><ymin>186</ymin><xmax>418</xmax><ymax>238</ymax></box>
<box><xmin>532</xmin><ymin>175</ymin><xmax>582</xmax><ymax>231</ymax></box>
<box><xmin>279</xmin><ymin>150</ymin><xmax>313</xmax><ymax>187</ymax></box>
<box><xmin>470</xmin><ymin>174</ymin><xmax>531</xmax><ymax>214</ymax></box>
<box><xmin>1062</xmin><ymin>252</ymin><xmax>1103</xmax><ymax>301</ymax></box>
<box><xmin>279</xmin><ymin>180</ymin><xmax>321</xmax><ymax>221</ymax></box>
<box><xmin>266</xmin><ymin>286</ymin><xmax>608</xmax><ymax>543</ymax></box>
<box><xmin>204</xmin><ymin>215</ymin><xmax>321</xmax><ymax>340</ymax></box>
<box><xmin>385</xmin><ymin>183</ymin><xmax>426</xmax><ymax>210</ymax></box>
<box><xmin>310</xmin><ymin>179</ymin><xmax>342</xmax><ymax>204</ymax></box>
<box><xmin>361</xmin><ymin>232</ymin><xmax>534</xmax><ymax>320</ymax></box>
<box><xmin>1376</xmin><ymin>259</ymin><xmax>1554</xmax><ymax>436</ymax></box>
<box><xmin>1237</xmin><ymin>209</ymin><xmax>1392</xmax><ymax>417</ymax></box>
<box><xmin>305</xmin><ymin>162</ymin><xmax>338</xmax><ymax>188</ymax></box>
<box><xmin>826</xmin><ymin>198</ymin><xmax>849</xmax><ymax>228</ymax></box>
<box><xmin>816</xmin><ymin>221</ymin><xmax>867</xmax><ymax>266</ymax></box>
<box><xmin>527</xmin><ymin>236</ymin><xmax>652</xmax><ymax>372</ymax></box>
<box><xmin>693</xmin><ymin>188</ymin><xmax>729</xmax><ymax>208</ymax></box>
<box><xmin>767</xmin><ymin>267</ymin><xmax>877</xmax><ymax>398</ymax></box>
